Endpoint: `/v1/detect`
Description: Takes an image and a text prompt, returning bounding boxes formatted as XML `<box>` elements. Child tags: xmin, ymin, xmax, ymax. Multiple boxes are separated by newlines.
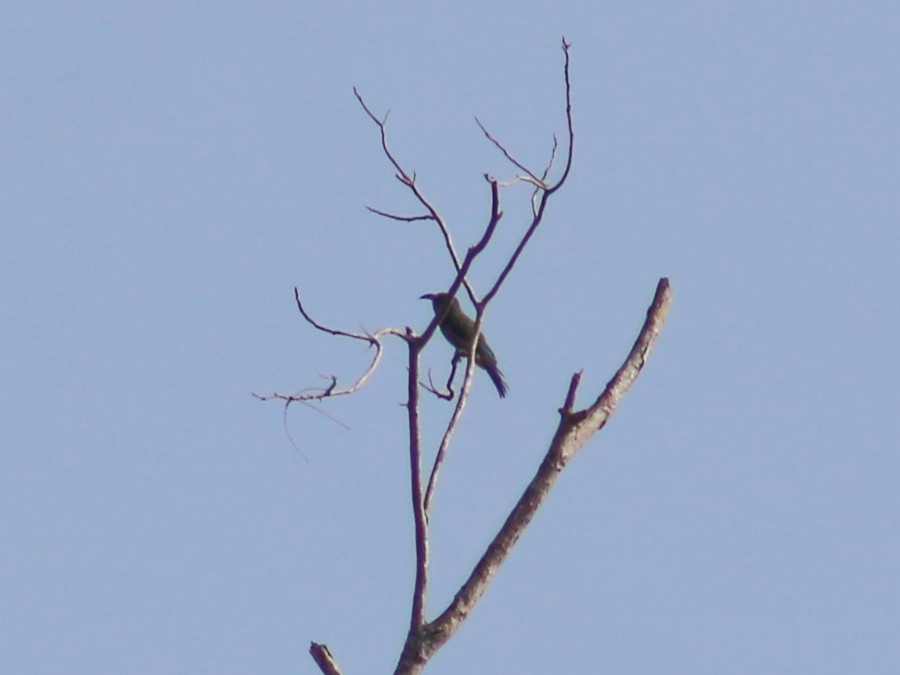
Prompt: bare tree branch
<box><xmin>404</xmin><ymin>335</ymin><xmax>429</xmax><ymax>632</ymax></box>
<box><xmin>542</xmin><ymin>134</ymin><xmax>559</xmax><ymax>183</ymax></box>
<box><xmin>480</xmin><ymin>38</ymin><xmax>574</xmax><ymax>308</ymax></box>
<box><xmin>533</xmin><ymin>134</ymin><xmax>560</xmax><ymax>215</ymax></box>
<box><xmin>267</xmin><ymin>37</ymin><xmax>671</xmax><ymax>675</ymax></box>
<box><xmin>354</xmin><ymin>87</ymin><xmax>476</xmax><ymax>303</ymax></box>
<box><xmin>546</xmin><ymin>36</ymin><xmax>575</xmax><ymax>196</ymax></box>
<box><xmin>365</xmin><ymin>205</ymin><xmax>435</xmax><ymax>223</ymax></box>
<box><xmin>415</xmin><ymin>177</ymin><xmax>502</xmax><ymax>350</ymax></box>
<box><xmin>564</xmin><ymin>277</ymin><xmax>672</xmax><ymax>456</ymax></box>
<box><xmin>402</xmin><ymin>179</ymin><xmax>504</xmax><ymax>645</ymax></box>
<box><xmin>395</xmin><ymin>277</ymin><xmax>673</xmax><ymax>672</ymax></box>
<box><xmin>253</xmin><ymin>288</ymin><xmax>406</xmax><ymax>405</ymax></box>
<box><xmin>474</xmin><ymin>116</ymin><xmax>548</xmax><ymax>188</ymax></box>
<box><xmin>423</xmin><ymin>333</ymin><xmax>479</xmax><ymax>514</ymax></box>
<box><xmin>404</xmin><ymin>42</ymin><xmax>577</xmax><ymax>656</ymax></box>
<box><xmin>310</xmin><ymin>642</ymin><xmax>343</xmax><ymax>675</ymax></box>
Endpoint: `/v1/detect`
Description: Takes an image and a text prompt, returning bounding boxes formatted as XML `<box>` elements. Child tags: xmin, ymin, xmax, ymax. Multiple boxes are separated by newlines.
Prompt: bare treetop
<box><xmin>259</xmin><ymin>37</ymin><xmax>672</xmax><ymax>675</ymax></box>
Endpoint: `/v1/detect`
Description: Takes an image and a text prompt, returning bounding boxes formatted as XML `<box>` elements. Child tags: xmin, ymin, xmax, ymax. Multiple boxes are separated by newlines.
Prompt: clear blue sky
<box><xmin>3</xmin><ymin>2</ymin><xmax>898</xmax><ymax>673</ymax></box>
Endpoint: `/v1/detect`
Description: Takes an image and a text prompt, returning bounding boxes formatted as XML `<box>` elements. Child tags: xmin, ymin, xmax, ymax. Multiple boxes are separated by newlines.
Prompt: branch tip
<box><xmin>563</xmin><ymin>371</ymin><xmax>582</xmax><ymax>413</ymax></box>
<box><xmin>309</xmin><ymin>642</ymin><xmax>343</xmax><ymax>675</ymax></box>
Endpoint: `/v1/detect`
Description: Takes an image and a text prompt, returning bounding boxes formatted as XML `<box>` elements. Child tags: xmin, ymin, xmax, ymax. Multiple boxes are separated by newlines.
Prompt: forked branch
<box><xmin>354</xmin><ymin>87</ymin><xmax>476</xmax><ymax>304</ymax></box>
<box><xmin>479</xmin><ymin>37</ymin><xmax>574</xmax><ymax>308</ymax></box>
<box><xmin>254</xmin><ymin>288</ymin><xmax>406</xmax><ymax>405</ymax></box>
<box><xmin>394</xmin><ymin>278</ymin><xmax>673</xmax><ymax>673</ymax></box>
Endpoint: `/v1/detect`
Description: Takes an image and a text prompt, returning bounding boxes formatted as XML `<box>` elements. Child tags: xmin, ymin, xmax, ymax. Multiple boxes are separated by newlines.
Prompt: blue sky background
<box><xmin>3</xmin><ymin>2</ymin><xmax>898</xmax><ymax>673</ymax></box>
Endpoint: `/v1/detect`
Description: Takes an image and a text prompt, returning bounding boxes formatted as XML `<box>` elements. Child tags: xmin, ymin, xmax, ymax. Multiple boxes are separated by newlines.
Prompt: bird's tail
<box><xmin>487</xmin><ymin>365</ymin><xmax>508</xmax><ymax>398</ymax></box>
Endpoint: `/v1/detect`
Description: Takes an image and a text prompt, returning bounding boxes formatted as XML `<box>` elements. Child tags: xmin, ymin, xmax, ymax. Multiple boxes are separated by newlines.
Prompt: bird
<box><xmin>420</xmin><ymin>292</ymin><xmax>508</xmax><ymax>398</ymax></box>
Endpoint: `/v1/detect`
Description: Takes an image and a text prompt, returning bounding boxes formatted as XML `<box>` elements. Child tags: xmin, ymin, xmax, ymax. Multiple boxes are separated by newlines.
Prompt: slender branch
<box><xmin>542</xmin><ymin>134</ymin><xmax>559</xmax><ymax>183</ymax></box>
<box><xmin>366</xmin><ymin>206</ymin><xmax>435</xmax><ymax>223</ymax></box>
<box><xmin>354</xmin><ymin>87</ymin><xmax>476</xmax><ymax>301</ymax></box>
<box><xmin>480</xmin><ymin>38</ymin><xmax>574</xmax><ymax>307</ymax></box>
<box><xmin>405</xmin><ymin>183</ymin><xmax>504</xmax><ymax>655</ymax></box>
<box><xmin>355</xmin><ymin>78</ymin><xmax>502</xmax><ymax>669</ymax></box>
<box><xmin>416</xmin><ymin>178</ymin><xmax>502</xmax><ymax>350</ymax></box>
<box><xmin>417</xmin><ymin>38</ymin><xmax>574</xmax><ymax>626</ymax></box>
<box><xmin>404</xmin><ymin>336</ymin><xmax>429</xmax><ymax>632</ymax></box>
<box><xmin>423</xmin><ymin>319</ymin><xmax>481</xmax><ymax>514</ymax></box>
<box><xmin>545</xmin><ymin>37</ymin><xmax>575</xmax><ymax>196</ymax></box>
<box><xmin>293</xmin><ymin>287</ymin><xmax>374</xmax><ymax>341</ymax></box>
<box><xmin>534</xmin><ymin>135</ymin><xmax>559</xmax><ymax>215</ymax></box>
<box><xmin>254</xmin><ymin>288</ymin><xmax>407</xmax><ymax>403</ymax></box>
<box><xmin>474</xmin><ymin>116</ymin><xmax>547</xmax><ymax>188</ymax></box>
<box><xmin>470</xmin><ymin>177</ymin><xmax>503</xmax><ymax>260</ymax></box>
<box><xmin>474</xmin><ymin>37</ymin><xmax>569</xmax><ymax>196</ymax></box>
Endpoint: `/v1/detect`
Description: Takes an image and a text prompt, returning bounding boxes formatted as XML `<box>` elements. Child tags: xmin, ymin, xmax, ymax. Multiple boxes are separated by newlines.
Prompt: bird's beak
<box><xmin>420</xmin><ymin>293</ymin><xmax>435</xmax><ymax>300</ymax></box>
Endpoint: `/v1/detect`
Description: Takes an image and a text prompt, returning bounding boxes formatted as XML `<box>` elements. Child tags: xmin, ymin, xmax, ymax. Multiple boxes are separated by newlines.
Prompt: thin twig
<box><xmin>480</xmin><ymin>38</ymin><xmax>575</xmax><ymax>308</ymax></box>
<box><xmin>423</xmin><ymin>317</ymin><xmax>481</xmax><ymax>514</ymax></box>
<box><xmin>354</xmin><ymin>87</ymin><xmax>476</xmax><ymax>302</ymax></box>
<box><xmin>545</xmin><ymin>37</ymin><xmax>575</xmax><ymax>196</ymax></box>
<box><xmin>366</xmin><ymin>206</ymin><xmax>435</xmax><ymax>223</ymax></box>
<box><xmin>253</xmin><ymin>289</ymin><xmax>406</xmax><ymax>404</ymax></box>
<box><xmin>474</xmin><ymin>116</ymin><xmax>547</xmax><ymax>188</ymax></box>
<box><xmin>534</xmin><ymin>135</ymin><xmax>560</xmax><ymax>215</ymax></box>
<box><xmin>542</xmin><ymin>134</ymin><xmax>559</xmax><ymax>183</ymax></box>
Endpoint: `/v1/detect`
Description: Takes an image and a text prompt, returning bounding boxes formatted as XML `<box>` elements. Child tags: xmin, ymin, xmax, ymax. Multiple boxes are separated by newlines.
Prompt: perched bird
<box><xmin>420</xmin><ymin>292</ymin><xmax>508</xmax><ymax>398</ymax></box>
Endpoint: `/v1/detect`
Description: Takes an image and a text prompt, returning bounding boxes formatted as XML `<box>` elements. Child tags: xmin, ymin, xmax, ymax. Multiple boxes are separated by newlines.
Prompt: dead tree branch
<box><xmin>474</xmin><ymin>116</ymin><xmax>548</xmax><ymax>188</ymax></box>
<box><xmin>273</xmin><ymin>37</ymin><xmax>671</xmax><ymax>675</ymax></box>
<box><xmin>354</xmin><ymin>87</ymin><xmax>476</xmax><ymax>305</ymax></box>
<box><xmin>392</xmin><ymin>37</ymin><xmax>584</xmax><ymax>675</ymax></box>
<box><xmin>404</xmin><ymin>335</ymin><xmax>429</xmax><ymax>633</ymax></box>
<box><xmin>422</xmin><ymin>333</ymin><xmax>479</xmax><ymax>515</ymax></box>
<box><xmin>365</xmin><ymin>206</ymin><xmax>435</xmax><ymax>223</ymax></box>
<box><xmin>418</xmin><ymin>38</ymin><xmax>576</xmax><ymax>515</ymax></box>
<box><xmin>394</xmin><ymin>277</ymin><xmax>673</xmax><ymax>673</ymax></box>
<box><xmin>481</xmin><ymin>37</ymin><xmax>574</xmax><ymax>309</ymax></box>
<box><xmin>253</xmin><ymin>288</ymin><xmax>406</xmax><ymax>406</ymax></box>
<box><xmin>309</xmin><ymin>642</ymin><xmax>343</xmax><ymax>675</ymax></box>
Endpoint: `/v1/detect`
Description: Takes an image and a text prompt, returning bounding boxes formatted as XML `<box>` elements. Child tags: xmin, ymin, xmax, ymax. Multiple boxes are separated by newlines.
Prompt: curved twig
<box><xmin>254</xmin><ymin>289</ymin><xmax>406</xmax><ymax>404</ymax></box>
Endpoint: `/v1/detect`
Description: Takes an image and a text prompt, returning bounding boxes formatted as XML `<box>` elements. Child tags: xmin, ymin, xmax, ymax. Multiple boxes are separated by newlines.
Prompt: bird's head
<box><xmin>420</xmin><ymin>292</ymin><xmax>455</xmax><ymax>315</ymax></box>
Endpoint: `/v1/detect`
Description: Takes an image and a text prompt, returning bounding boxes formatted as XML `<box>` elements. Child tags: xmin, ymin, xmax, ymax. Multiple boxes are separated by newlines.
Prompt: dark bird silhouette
<box><xmin>421</xmin><ymin>292</ymin><xmax>508</xmax><ymax>398</ymax></box>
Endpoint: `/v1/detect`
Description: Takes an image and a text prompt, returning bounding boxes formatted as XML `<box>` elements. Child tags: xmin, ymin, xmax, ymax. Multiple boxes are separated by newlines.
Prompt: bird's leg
<box><xmin>442</xmin><ymin>352</ymin><xmax>462</xmax><ymax>400</ymax></box>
